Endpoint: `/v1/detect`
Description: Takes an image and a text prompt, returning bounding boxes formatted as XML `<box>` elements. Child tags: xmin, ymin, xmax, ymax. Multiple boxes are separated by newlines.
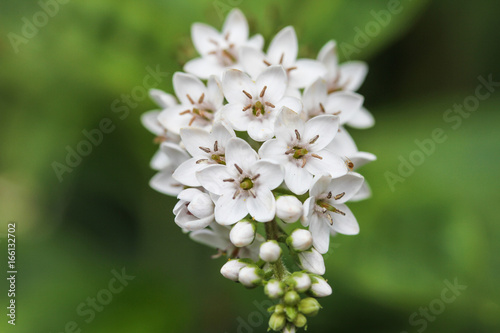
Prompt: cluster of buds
<box><xmin>141</xmin><ymin>9</ymin><xmax>375</xmax><ymax>332</ymax></box>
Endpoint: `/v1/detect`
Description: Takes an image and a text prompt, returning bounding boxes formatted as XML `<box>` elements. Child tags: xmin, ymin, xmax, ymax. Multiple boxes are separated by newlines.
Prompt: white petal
<box><xmin>330</xmin><ymin>204</ymin><xmax>359</xmax><ymax>235</ymax></box>
<box><xmin>188</xmin><ymin>192</ymin><xmax>214</xmax><ymax>218</ymax></box>
<box><xmin>246</xmin><ymin>188</ymin><xmax>276</xmax><ymax>222</ymax></box>
<box><xmin>258</xmin><ymin>139</ymin><xmax>288</xmax><ymax>162</ymax></box>
<box><xmin>211</xmin><ymin>122</ymin><xmax>236</xmax><ymax>147</ymax></box>
<box><xmin>190</xmin><ymin>229</ymin><xmax>230</xmax><ymax>249</ymax></box>
<box><xmin>222</xmin><ymin>69</ymin><xmax>255</xmax><ymax>105</ymax></box>
<box><xmin>275</xmin><ymin>96</ymin><xmax>303</xmax><ymax>114</ymax></box>
<box><xmin>149</xmin><ymin>90</ymin><xmax>177</xmax><ymax>109</ymax></box>
<box><xmin>215</xmin><ymin>193</ymin><xmax>248</xmax><ymax>225</ymax></box>
<box><xmin>160</xmin><ymin>142</ymin><xmax>189</xmax><ymax>165</ymax></box>
<box><xmin>191</xmin><ymin>23</ymin><xmax>222</xmax><ymax>56</ymax></box>
<box><xmin>223</xmin><ymin>8</ymin><xmax>249</xmax><ymax>45</ymax></box>
<box><xmin>246</xmin><ymin>34</ymin><xmax>264</xmax><ymax>50</ymax></box>
<box><xmin>274</xmin><ymin>107</ymin><xmax>304</xmax><ymax>143</ymax></box>
<box><xmin>311</xmin><ymin>212</ymin><xmax>332</xmax><ymax>254</ymax></box>
<box><xmin>304</xmin><ymin>115</ymin><xmax>339</xmax><ymax>151</ymax></box>
<box><xmin>239</xmin><ymin>46</ymin><xmax>267</xmax><ymax>80</ymax></box>
<box><xmin>301</xmin><ymin>197</ymin><xmax>315</xmax><ymax>227</ymax></box>
<box><xmin>350</xmin><ymin>181</ymin><xmax>372</xmax><ymax>202</ymax></box>
<box><xmin>173</xmin><ymin>72</ymin><xmax>207</xmax><ymax>106</ymax></box>
<box><xmin>326</xmin><ymin>173</ymin><xmax>365</xmax><ymax>204</ymax></box>
<box><xmin>172</xmin><ymin>158</ymin><xmax>205</xmax><ymax>187</ymax></box>
<box><xmin>141</xmin><ymin>111</ymin><xmax>164</xmax><ymax>136</ymax></box>
<box><xmin>267</xmin><ymin>26</ymin><xmax>298</xmax><ymax>67</ymax></box>
<box><xmin>177</xmin><ymin>188</ymin><xmax>202</xmax><ymax>202</ymax></box>
<box><xmin>252</xmin><ymin>160</ymin><xmax>284</xmax><ymax>190</ymax></box>
<box><xmin>289</xmin><ymin>59</ymin><xmax>327</xmax><ymax>89</ymax></box>
<box><xmin>309</xmin><ymin>175</ymin><xmax>331</xmax><ymax>197</ymax></box>
<box><xmin>175</xmin><ymin>210</ymin><xmax>214</xmax><ymax>231</ymax></box>
<box><xmin>207</xmin><ymin>75</ymin><xmax>224</xmax><ymax>109</ymax></box>
<box><xmin>298</xmin><ymin>248</ymin><xmax>325</xmax><ymax>275</ymax></box>
<box><xmin>150</xmin><ymin>148</ymin><xmax>169</xmax><ymax>170</ymax></box>
<box><xmin>318</xmin><ymin>40</ymin><xmax>339</xmax><ymax>77</ymax></box>
<box><xmin>285</xmin><ymin>162</ymin><xmax>313</xmax><ymax>195</ymax></box>
<box><xmin>157</xmin><ymin>105</ymin><xmax>188</xmax><ymax>134</ymax></box>
<box><xmin>179</xmin><ymin>127</ymin><xmax>212</xmax><ymax>157</ymax></box>
<box><xmin>149</xmin><ymin>167</ymin><xmax>183</xmax><ymax>196</ymax></box>
<box><xmin>247</xmin><ymin>118</ymin><xmax>275</xmax><ymax>142</ymax></box>
<box><xmin>339</xmin><ymin>61</ymin><xmax>368</xmax><ymax>91</ymax></box>
<box><xmin>349</xmin><ymin>151</ymin><xmax>377</xmax><ymax>169</ymax></box>
<box><xmin>196</xmin><ymin>164</ymin><xmax>232</xmax><ymax>195</ymax></box>
<box><xmin>256</xmin><ymin>65</ymin><xmax>287</xmax><ymax>102</ymax></box>
<box><xmin>346</xmin><ymin>107</ymin><xmax>375</xmax><ymax>129</ymax></box>
<box><xmin>324</xmin><ymin>91</ymin><xmax>364</xmax><ymax>125</ymax></box>
<box><xmin>305</xmin><ymin>149</ymin><xmax>347</xmax><ymax>178</ymax></box>
<box><xmin>302</xmin><ymin>79</ymin><xmax>327</xmax><ymax>114</ymax></box>
<box><xmin>326</xmin><ymin>127</ymin><xmax>358</xmax><ymax>156</ymax></box>
<box><xmin>225</xmin><ymin>138</ymin><xmax>259</xmax><ymax>169</ymax></box>
<box><xmin>184</xmin><ymin>57</ymin><xmax>225</xmax><ymax>79</ymax></box>
<box><xmin>223</xmin><ymin>103</ymin><xmax>249</xmax><ymax>131</ymax></box>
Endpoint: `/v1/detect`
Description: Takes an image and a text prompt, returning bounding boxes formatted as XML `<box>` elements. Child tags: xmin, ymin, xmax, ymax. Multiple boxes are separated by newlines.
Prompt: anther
<box><xmin>279</xmin><ymin>53</ymin><xmax>284</xmax><ymax>65</ymax></box>
<box><xmin>295</xmin><ymin>129</ymin><xmax>301</xmax><ymax>140</ymax></box>
<box><xmin>213</xmin><ymin>140</ymin><xmax>218</xmax><ymax>152</ymax></box>
<box><xmin>242</xmin><ymin>90</ymin><xmax>253</xmax><ymax>99</ymax></box>
<box><xmin>233</xmin><ymin>189</ymin><xmax>240</xmax><ymax>199</ymax></box>
<box><xmin>189</xmin><ymin>116</ymin><xmax>196</xmax><ymax>126</ymax></box>
<box><xmin>234</xmin><ymin>164</ymin><xmax>243</xmax><ymax>174</ymax></box>
<box><xmin>286</xmin><ymin>66</ymin><xmax>297</xmax><ymax>73</ymax></box>
<box><xmin>326</xmin><ymin>213</ymin><xmax>334</xmax><ymax>225</ymax></box>
<box><xmin>301</xmin><ymin>158</ymin><xmax>307</xmax><ymax>168</ymax></box>
<box><xmin>265</xmin><ymin>102</ymin><xmax>275</xmax><ymax>108</ymax></box>
<box><xmin>260</xmin><ymin>86</ymin><xmax>267</xmax><ymax>98</ymax></box>
<box><xmin>186</xmin><ymin>94</ymin><xmax>195</xmax><ymax>105</ymax></box>
<box><xmin>224</xmin><ymin>32</ymin><xmax>230</xmax><ymax>41</ymax></box>
<box><xmin>223</xmin><ymin>178</ymin><xmax>235</xmax><ymax>182</ymax></box>
<box><xmin>333</xmin><ymin>111</ymin><xmax>341</xmax><ymax>115</ymax></box>
<box><xmin>179</xmin><ymin>110</ymin><xmax>191</xmax><ymax>115</ymax></box>
<box><xmin>198</xmin><ymin>93</ymin><xmax>205</xmax><ymax>104</ymax></box>
<box><xmin>311</xmin><ymin>154</ymin><xmax>323</xmax><ymax>160</ymax></box>
<box><xmin>263</xmin><ymin>60</ymin><xmax>271</xmax><ymax>66</ymax></box>
<box><xmin>199</xmin><ymin>146</ymin><xmax>211</xmax><ymax>153</ymax></box>
<box><xmin>285</xmin><ymin>149</ymin><xmax>295</xmax><ymax>155</ymax></box>
<box><xmin>309</xmin><ymin>135</ymin><xmax>319</xmax><ymax>144</ymax></box>
<box><xmin>209</xmin><ymin>39</ymin><xmax>218</xmax><ymax>45</ymax></box>
<box><xmin>334</xmin><ymin>192</ymin><xmax>345</xmax><ymax>200</ymax></box>
<box><xmin>326</xmin><ymin>191</ymin><xmax>332</xmax><ymax>199</ymax></box>
<box><xmin>334</xmin><ymin>208</ymin><xmax>346</xmax><ymax>216</ymax></box>
<box><xmin>196</xmin><ymin>159</ymin><xmax>208</xmax><ymax>164</ymax></box>
<box><xmin>249</xmin><ymin>189</ymin><xmax>257</xmax><ymax>198</ymax></box>
<box><xmin>251</xmin><ymin>174</ymin><xmax>260</xmax><ymax>181</ymax></box>
<box><xmin>319</xmin><ymin>103</ymin><xmax>325</xmax><ymax>113</ymax></box>
<box><xmin>242</xmin><ymin>104</ymin><xmax>252</xmax><ymax>111</ymax></box>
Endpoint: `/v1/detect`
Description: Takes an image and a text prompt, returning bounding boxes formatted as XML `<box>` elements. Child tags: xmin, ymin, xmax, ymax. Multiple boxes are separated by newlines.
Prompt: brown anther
<box><xmin>301</xmin><ymin>158</ymin><xmax>307</xmax><ymax>168</ymax></box>
<box><xmin>242</xmin><ymin>104</ymin><xmax>252</xmax><ymax>111</ymax></box>
<box><xmin>265</xmin><ymin>102</ymin><xmax>275</xmax><ymax>108</ymax></box>
<box><xmin>186</xmin><ymin>94</ymin><xmax>195</xmax><ymax>105</ymax></box>
<box><xmin>255</xmin><ymin>109</ymin><xmax>261</xmax><ymax>117</ymax></box>
<box><xmin>295</xmin><ymin>129</ymin><xmax>301</xmax><ymax>140</ymax></box>
<box><xmin>279</xmin><ymin>53</ymin><xmax>284</xmax><ymax>65</ymax></box>
<box><xmin>251</xmin><ymin>174</ymin><xmax>261</xmax><ymax>181</ymax></box>
<box><xmin>196</xmin><ymin>159</ymin><xmax>208</xmax><ymax>164</ymax></box>
<box><xmin>232</xmin><ymin>189</ymin><xmax>240</xmax><ymax>200</ymax></box>
<box><xmin>189</xmin><ymin>116</ymin><xmax>196</xmax><ymax>126</ymax></box>
<box><xmin>311</xmin><ymin>154</ymin><xmax>323</xmax><ymax>160</ymax></box>
<box><xmin>334</xmin><ymin>208</ymin><xmax>346</xmax><ymax>216</ymax></box>
<box><xmin>327</xmin><ymin>191</ymin><xmax>332</xmax><ymax>199</ymax></box>
<box><xmin>223</xmin><ymin>178</ymin><xmax>235</xmax><ymax>182</ymax></box>
<box><xmin>286</xmin><ymin>66</ymin><xmax>297</xmax><ymax>73</ymax></box>
<box><xmin>208</xmin><ymin>51</ymin><xmax>217</xmax><ymax>55</ymax></box>
<box><xmin>333</xmin><ymin>111</ymin><xmax>341</xmax><ymax>115</ymax></box>
<box><xmin>334</xmin><ymin>192</ymin><xmax>345</xmax><ymax>200</ymax></box>
<box><xmin>234</xmin><ymin>164</ymin><xmax>243</xmax><ymax>174</ymax></box>
<box><xmin>242</xmin><ymin>90</ymin><xmax>253</xmax><ymax>99</ymax></box>
<box><xmin>224</xmin><ymin>32</ymin><xmax>230</xmax><ymax>41</ymax></box>
<box><xmin>198</xmin><ymin>93</ymin><xmax>205</xmax><ymax>104</ymax></box>
<box><xmin>179</xmin><ymin>110</ymin><xmax>191</xmax><ymax>115</ymax></box>
<box><xmin>319</xmin><ymin>103</ymin><xmax>325</xmax><ymax>113</ymax></box>
<box><xmin>260</xmin><ymin>86</ymin><xmax>267</xmax><ymax>98</ymax></box>
<box><xmin>222</xmin><ymin>49</ymin><xmax>234</xmax><ymax>60</ymax></box>
<box><xmin>285</xmin><ymin>149</ymin><xmax>295</xmax><ymax>155</ymax></box>
<box><xmin>326</xmin><ymin>213</ymin><xmax>334</xmax><ymax>225</ymax></box>
<box><xmin>309</xmin><ymin>135</ymin><xmax>319</xmax><ymax>144</ymax></box>
<box><xmin>199</xmin><ymin>146</ymin><xmax>211</xmax><ymax>153</ymax></box>
<box><xmin>263</xmin><ymin>60</ymin><xmax>271</xmax><ymax>66</ymax></box>
<box><xmin>248</xmin><ymin>189</ymin><xmax>257</xmax><ymax>198</ymax></box>
<box><xmin>209</xmin><ymin>38</ymin><xmax>219</xmax><ymax>45</ymax></box>
<box><xmin>214</xmin><ymin>140</ymin><xmax>218</xmax><ymax>152</ymax></box>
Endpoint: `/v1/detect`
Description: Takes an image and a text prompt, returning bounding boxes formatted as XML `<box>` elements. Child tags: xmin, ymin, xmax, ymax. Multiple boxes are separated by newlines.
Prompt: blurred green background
<box><xmin>1</xmin><ymin>0</ymin><xmax>499</xmax><ymax>332</ymax></box>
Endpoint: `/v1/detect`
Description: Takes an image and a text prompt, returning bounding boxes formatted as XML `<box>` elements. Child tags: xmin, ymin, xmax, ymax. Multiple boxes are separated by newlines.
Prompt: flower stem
<box><xmin>265</xmin><ymin>219</ymin><xmax>289</xmax><ymax>281</ymax></box>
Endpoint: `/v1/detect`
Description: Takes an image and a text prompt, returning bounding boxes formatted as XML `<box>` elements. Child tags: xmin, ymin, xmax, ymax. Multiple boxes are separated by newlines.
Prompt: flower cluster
<box><xmin>141</xmin><ymin>9</ymin><xmax>375</xmax><ymax>332</ymax></box>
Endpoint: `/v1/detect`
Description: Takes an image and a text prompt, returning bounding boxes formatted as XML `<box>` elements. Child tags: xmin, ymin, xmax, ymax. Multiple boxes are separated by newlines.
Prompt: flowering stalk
<box><xmin>141</xmin><ymin>9</ymin><xmax>375</xmax><ymax>332</ymax></box>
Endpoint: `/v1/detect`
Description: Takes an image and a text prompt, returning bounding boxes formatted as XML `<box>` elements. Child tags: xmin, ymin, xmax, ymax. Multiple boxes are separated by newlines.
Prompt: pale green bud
<box><xmin>265</xmin><ymin>279</ymin><xmax>286</xmax><ymax>299</ymax></box>
<box><xmin>269</xmin><ymin>312</ymin><xmax>286</xmax><ymax>331</ymax></box>
<box><xmin>298</xmin><ymin>297</ymin><xmax>321</xmax><ymax>317</ymax></box>
<box><xmin>284</xmin><ymin>290</ymin><xmax>300</xmax><ymax>306</ymax></box>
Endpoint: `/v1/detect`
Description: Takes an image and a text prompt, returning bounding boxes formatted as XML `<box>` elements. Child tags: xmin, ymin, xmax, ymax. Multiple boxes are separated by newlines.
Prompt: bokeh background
<box><xmin>1</xmin><ymin>0</ymin><xmax>499</xmax><ymax>332</ymax></box>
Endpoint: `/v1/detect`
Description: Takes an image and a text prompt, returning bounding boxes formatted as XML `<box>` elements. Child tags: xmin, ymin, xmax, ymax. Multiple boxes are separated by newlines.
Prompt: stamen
<box><xmin>260</xmin><ymin>86</ymin><xmax>267</xmax><ymax>98</ymax></box>
<box><xmin>233</xmin><ymin>189</ymin><xmax>240</xmax><ymax>200</ymax></box>
<box><xmin>334</xmin><ymin>192</ymin><xmax>345</xmax><ymax>200</ymax></box>
<box><xmin>208</xmin><ymin>51</ymin><xmax>217</xmax><ymax>55</ymax></box>
<box><xmin>309</xmin><ymin>135</ymin><xmax>319</xmax><ymax>144</ymax></box>
<box><xmin>287</xmin><ymin>66</ymin><xmax>297</xmax><ymax>73</ymax></box>
<box><xmin>345</xmin><ymin>158</ymin><xmax>354</xmax><ymax>170</ymax></box>
<box><xmin>285</xmin><ymin>149</ymin><xmax>295</xmax><ymax>155</ymax></box>
<box><xmin>222</xmin><ymin>49</ymin><xmax>235</xmax><ymax>61</ymax></box>
<box><xmin>199</xmin><ymin>146</ymin><xmax>211</xmax><ymax>153</ymax></box>
<box><xmin>242</xmin><ymin>90</ymin><xmax>253</xmax><ymax>99</ymax></box>
<box><xmin>179</xmin><ymin>110</ymin><xmax>191</xmax><ymax>115</ymax></box>
<box><xmin>242</xmin><ymin>104</ymin><xmax>252</xmax><ymax>111</ymax></box>
<box><xmin>189</xmin><ymin>116</ymin><xmax>196</xmax><ymax>126</ymax></box>
<box><xmin>311</xmin><ymin>154</ymin><xmax>323</xmax><ymax>160</ymax></box>
<box><xmin>209</xmin><ymin>38</ymin><xmax>218</xmax><ymax>45</ymax></box>
<box><xmin>248</xmin><ymin>189</ymin><xmax>257</xmax><ymax>198</ymax></box>
<box><xmin>198</xmin><ymin>93</ymin><xmax>205</xmax><ymax>104</ymax></box>
<box><xmin>263</xmin><ymin>60</ymin><xmax>271</xmax><ymax>66</ymax></box>
<box><xmin>333</xmin><ymin>111</ymin><xmax>341</xmax><ymax>115</ymax></box>
<box><xmin>186</xmin><ymin>94</ymin><xmax>195</xmax><ymax>105</ymax></box>
<box><xmin>196</xmin><ymin>159</ymin><xmax>208</xmax><ymax>164</ymax></box>
<box><xmin>223</xmin><ymin>178</ymin><xmax>235</xmax><ymax>182</ymax></box>
<box><xmin>295</xmin><ymin>129</ymin><xmax>301</xmax><ymax>140</ymax></box>
<box><xmin>326</xmin><ymin>213</ymin><xmax>334</xmax><ymax>225</ymax></box>
<box><xmin>234</xmin><ymin>164</ymin><xmax>243</xmax><ymax>174</ymax></box>
<box><xmin>327</xmin><ymin>191</ymin><xmax>332</xmax><ymax>199</ymax></box>
<box><xmin>334</xmin><ymin>208</ymin><xmax>346</xmax><ymax>216</ymax></box>
<box><xmin>319</xmin><ymin>103</ymin><xmax>325</xmax><ymax>113</ymax></box>
<box><xmin>213</xmin><ymin>140</ymin><xmax>218</xmax><ymax>152</ymax></box>
<box><xmin>279</xmin><ymin>53</ymin><xmax>284</xmax><ymax>65</ymax></box>
<box><xmin>301</xmin><ymin>158</ymin><xmax>307</xmax><ymax>168</ymax></box>
<box><xmin>224</xmin><ymin>32</ymin><xmax>230</xmax><ymax>41</ymax></box>
<box><xmin>265</xmin><ymin>102</ymin><xmax>275</xmax><ymax>108</ymax></box>
<box><xmin>251</xmin><ymin>174</ymin><xmax>260</xmax><ymax>181</ymax></box>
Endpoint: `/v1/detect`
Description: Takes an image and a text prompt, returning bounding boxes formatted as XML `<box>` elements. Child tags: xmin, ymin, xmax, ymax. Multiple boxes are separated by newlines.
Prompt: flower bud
<box><xmin>238</xmin><ymin>265</ymin><xmax>263</xmax><ymax>288</ymax></box>
<box><xmin>293</xmin><ymin>313</ymin><xmax>307</xmax><ymax>328</ymax></box>
<box><xmin>274</xmin><ymin>303</ymin><xmax>285</xmax><ymax>314</ymax></box>
<box><xmin>220</xmin><ymin>259</ymin><xmax>247</xmax><ymax>281</ymax></box>
<box><xmin>269</xmin><ymin>312</ymin><xmax>286</xmax><ymax>331</ymax></box>
<box><xmin>230</xmin><ymin>221</ymin><xmax>256</xmax><ymax>247</ymax></box>
<box><xmin>288</xmin><ymin>272</ymin><xmax>311</xmax><ymax>293</ymax></box>
<box><xmin>298</xmin><ymin>297</ymin><xmax>321</xmax><ymax>317</ymax></box>
<box><xmin>310</xmin><ymin>275</ymin><xmax>332</xmax><ymax>297</ymax></box>
<box><xmin>284</xmin><ymin>290</ymin><xmax>300</xmax><ymax>306</ymax></box>
<box><xmin>265</xmin><ymin>279</ymin><xmax>286</xmax><ymax>299</ymax></box>
<box><xmin>276</xmin><ymin>196</ymin><xmax>303</xmax><ymax>223</ymax></box>
<box><xmin>259</xmin><ymin>240</ymin><xmax>282</xmax><ymax>263</ymax></box>
<box><xmin>297</xmin><ymin>248</ymin><xmax>325</xmax><ymax>275</ymax></box>
<box><xmin>287</xmin><ymin>229</ymin><xmax>313</xmax><ymax>252</ymax></box>
<box><xmin>285</xmin><ymin>306</ymin><xmax>298</xmax><ymax>322</ymax></box>
<box><xmin>283</xmin><ymin>324</ymin><xmax>296</xmax><ymax>333</ymax></box>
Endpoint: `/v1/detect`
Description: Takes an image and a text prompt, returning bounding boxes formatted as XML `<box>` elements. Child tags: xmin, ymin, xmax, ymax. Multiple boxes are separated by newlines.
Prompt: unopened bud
<box><xmin>293</xmin><ymin>313</ymin><xmax>307</xmax><ymax>328</ymax></box>
<box><xmin>276</xmin><ymin>196</ymin><xmax>303</xmax><ymax>223</ymax></box>
<box><xmin>259</xmin><ymin>240</ymin><xmax>282</xmax><ymax>263</ymax></box>
<box><xmin>284</xmin><ymin>290</ymin><xmax>300</xmax><ymax>306</ymax></box>
<box><xmin>269</xmin><ymin>312</ymin><xmax>286</xmax><ymax>331</ymax></box>
<box><xmin>220</xmin><ymin>259</ymin><xmax>247</xmax><ymax>281</ymax></box>
<box><xmin>288</xmin><ymin>272</ymin><xmax>311</xmax><ymax>293</ymax></box>
<box><xmin>238</xmin><ymin>265</ymin><xmax>263</xmax><ymax>288</ymax></box>
<box><xmin>287</xmin><ymin>229</ymin><xmax>313</xmax><ymax>252</ymax></box>
<box><xmin>285</xmin><ymin>306</ymin><xmax>298</xmax><ymax>322</ymax></box>
<box><xmin>265</xmin><ymin>279</ymin><xmax>286</xmax><ymax>299</ymax></box>
<box><xmin>297</xmin><ymin>248</ymin><xmax>325</xmax><ymax>275</ymax></box>
<box><xmin>283</xmin><ymin>324</ymin><xmax>296</xmax><ymax>333</ymax></box>
<box><xmin>310</xmin><ymin>275</ymin><xmax>332</xmax><ymax>297</ymax></box>
<box><xmin>298</xmin><ymin>297</ymin><xmax>321</xmax><ymax>317</ymax></box>
<box><xmin>230</xmin><ymin>221</ymin><xmax>256</xmax><ymax>247</ymax></box>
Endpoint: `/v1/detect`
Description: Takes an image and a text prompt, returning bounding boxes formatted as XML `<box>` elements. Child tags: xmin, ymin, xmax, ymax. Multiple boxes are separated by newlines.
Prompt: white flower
<box><xmin>276</xmin><ymin>195</ymin><xmax>303</xmax><ymax>223</ymax></box>
<box><xmin>220</xmin><ymin>259</ymin><xmax>248</xmax><ymax>281</ymax></box>
<box><xmin>318</xmin><ymin>41</ymin><xmax>374</xmax><ymax>128</ymax></box>
<box><xmin>326</xmin><ymin>127</ymin><xmax>376</xmax><ymax>202</ymax></box>
<box><xmin>240</xmin><ymin>26</ymin><xmax>326</xmax><ymax>90</ymax></box>
<box><xmin>197</xmin><ymin>138</ymin><xmax>283</xmax><ymax>224</ymax></box>
<box><xmin>221</xmin><ymin>66</ymin><xmax>301</xmax><ymax>141</ymax></box>
<box><xmin>149</xmin><ymin>143</ymin><xmax>189</xmax><ymax>196</ymax></box>
<box><xmin>189</xmin><ymin>222</ymin><xmax>264</xmax><ymax>261</ymax></box>
<box><xmin>185</xmin><ymin>9</ymin><xmax>264</xmax><ymax>79</ymax></box>
<box><xmin>173</xmin><ymin>188</ymin><xmax>214</xmax><ymax>231</ymax></box>
<box><xmin>238</xmin><ymin>265</ymin><xmax>263</xmax><ymax>288</ymax></box>
<box><xmin>287</xmin><ymin>229</ymin><xmax>313</xmax><ymax>252</ymax></box>
<box><xmin>310</xmin><ymin>275</ymin><xmax>332</xmax><ymax>297</ymax></box>
<box><xmin>259</xmin><ymin>240</ymin><xmax>282</xmax><ymax>263</ymax></box>
<box><xmin>230</xmin><ymin>220</ymin><xmax>256</xmax><ymax>247</ymax></box>
<box><xmin>297</xmin><ymin>247</ymin><xmax>325</xmax><ymax>275</ymax></box>
<box><xmin>303</xmin><ymin>173</ymin><xmax>364</xmax><ymax>254</ymax></box>
<box><xmin>172</xmin><ymin>122</ymin><xmax>235</xmax><ymax>187</ymax></box>
<box><xmin>265</xmin><ymin>279</ymin><xmax>286</xmax><ymax>299</ymax></box>
<box><xmin>289</xmin><ymin>272</ymin><xmax>311</xmax><ymax>293</ymax></box>
<box><xmin>158</xmin><ymin>73</ymin><xmax>223</xmax><ymax>134</ymax></box>
<box><xmin>259</xmin><ymin>107</ymin><xmax>347</xmax><ymax>195</ymax></box>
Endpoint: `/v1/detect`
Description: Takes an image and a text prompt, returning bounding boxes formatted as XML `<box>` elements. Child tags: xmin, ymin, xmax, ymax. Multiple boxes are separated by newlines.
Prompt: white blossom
<box><xmin>149</xmin><ymin>143</ymin><xmax>189</xmax><ymax>196</ymax></box>
<box><xmin>173</xmin><ymin>188</ymin><xmax>214</xmax><ymax>231</ymax></box>
<box><xmin>276</xmin><ymin>195</ymin><xmax>303</xmax><ymax>223</ymax></box>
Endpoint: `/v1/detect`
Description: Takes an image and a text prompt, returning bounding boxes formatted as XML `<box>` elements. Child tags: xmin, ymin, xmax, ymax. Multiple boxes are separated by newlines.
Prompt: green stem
<box><xmin>265</xmin><ymin>219</ymin><xmax>289</xmax><ymax>281</ymax></box>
